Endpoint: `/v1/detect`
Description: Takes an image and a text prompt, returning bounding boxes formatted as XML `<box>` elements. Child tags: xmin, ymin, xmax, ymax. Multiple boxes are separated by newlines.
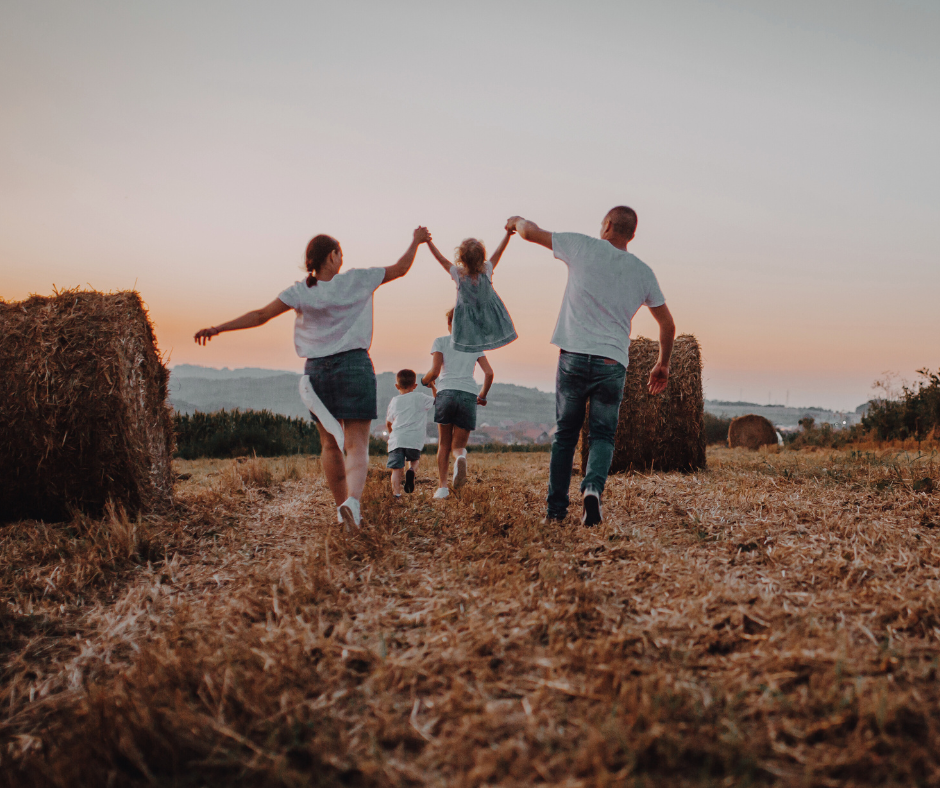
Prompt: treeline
<box><xmin>173</xmin><ymin>410</ymin><xmax>553</xmax><ymax>460</ymax></box>
<box><xmin>174</xmin><ymin>410</ymin><xmax>321</xmax><ymax>459</ymax></box>
<box><xmin>862</xmin><ymin>368</ymin><xmax>940</xmax><ymax>441</ymax></box>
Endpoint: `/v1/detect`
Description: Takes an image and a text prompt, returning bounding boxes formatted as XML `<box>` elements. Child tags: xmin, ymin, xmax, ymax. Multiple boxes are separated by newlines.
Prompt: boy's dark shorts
<box><xmin>386</xmin><ymin>447</ymin><xmax>422</xmax><ymax>469</ymax></box>
<box><xmin>434</xmin><ymin>389</ymin><xmax>477</xmax><ymax>431</ymax></box>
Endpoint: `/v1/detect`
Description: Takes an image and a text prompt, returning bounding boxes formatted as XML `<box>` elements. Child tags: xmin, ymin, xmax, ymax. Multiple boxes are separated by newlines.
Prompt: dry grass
<box><xmin>2</xmin><ymin>448</ymin><xmax>939</xmax><ymax>786</ymax></box>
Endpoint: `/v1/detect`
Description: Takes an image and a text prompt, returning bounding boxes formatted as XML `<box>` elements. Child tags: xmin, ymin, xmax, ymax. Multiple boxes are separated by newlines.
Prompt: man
<box><xmin>506</xmin><ymin>207</ymin><xmax>675</xmax><ymax>526</ymax></box>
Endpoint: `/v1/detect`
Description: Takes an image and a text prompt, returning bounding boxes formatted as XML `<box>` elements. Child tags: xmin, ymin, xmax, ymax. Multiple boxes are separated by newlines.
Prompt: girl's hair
<box><xmin>445</xmin><ymin>307</ymin><xmax>455</xmax><ymax>325</ymax></box>
<box><xmin>305</xmin><ymin>235</ymin><xmax>340</xmax><ymax>287</ymax></box>
<box><xmin>454</xmin><ymin>238</ymin><xmax>486</xmax><ymax>277</ymax></box>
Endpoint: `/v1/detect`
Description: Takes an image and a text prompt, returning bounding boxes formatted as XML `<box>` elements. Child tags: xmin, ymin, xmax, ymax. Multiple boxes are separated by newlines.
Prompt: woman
<box><xmin>194</xmin><ymin>226</ymin><xmax>430</xmax><ymax>530</ymax></box>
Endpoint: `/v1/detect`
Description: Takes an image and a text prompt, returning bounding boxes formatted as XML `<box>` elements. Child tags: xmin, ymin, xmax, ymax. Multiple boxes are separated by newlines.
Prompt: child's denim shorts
<box><xmin>386</xmin><ymin>447</ymin><xmax>421</xmax><ymax>469</ymax></box>
<box><xmin>303</xmin><ymin>349</ymin><xmax>377</xmax><ymax>421</ymax></box>
<box><xmin>434</xmin><ymin>389</ymin><xmax>477</xmax><ymax>431</ymax></box>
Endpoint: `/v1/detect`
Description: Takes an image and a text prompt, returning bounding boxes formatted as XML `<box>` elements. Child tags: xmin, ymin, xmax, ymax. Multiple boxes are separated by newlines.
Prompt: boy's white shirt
<box><xmin>431</xmin><ymin>335</ymin><xmax>483</xmax><ymax>394</ymax></box>
<box><xmin>550</xmin><ymin>232</ymin><xmax>665</xmax><ymax>369</ymax></box>
<box><xmin>387</xmin><ymin>390</ymin><xmax>435</xmax><ymax>451</ymax></box>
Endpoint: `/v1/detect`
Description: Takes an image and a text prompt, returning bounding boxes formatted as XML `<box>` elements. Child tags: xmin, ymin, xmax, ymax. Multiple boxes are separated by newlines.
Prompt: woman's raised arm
<box><xmin>382</xmin><ymin>226</ymin><xmax>431</xmax><ymax>284</ymax></box>
<box><xmin>194</xmin><ymin>298</ymin><xmax>291</xmax><ymax>345</ymax></box>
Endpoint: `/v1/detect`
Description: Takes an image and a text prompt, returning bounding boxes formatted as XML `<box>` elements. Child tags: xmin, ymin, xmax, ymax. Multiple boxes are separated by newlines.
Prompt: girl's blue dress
<box><xmin>450</xmin><ymin>261</ymin><xmax>518</xmax><ymax>353</ymax></box>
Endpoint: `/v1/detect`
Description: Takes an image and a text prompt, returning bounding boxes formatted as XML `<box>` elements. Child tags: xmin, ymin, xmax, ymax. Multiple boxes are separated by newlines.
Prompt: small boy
<box><xmin>386</xmin><ymin>369</ymin><xmax>435</xmax><ymax>496</ymax></box>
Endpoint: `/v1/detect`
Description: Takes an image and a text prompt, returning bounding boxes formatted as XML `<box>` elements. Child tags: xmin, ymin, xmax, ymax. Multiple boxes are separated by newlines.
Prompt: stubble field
<box><xmin>2</xmin><ymin>447</ymin><xmax>940</xmax><ymax>787</ymax></box>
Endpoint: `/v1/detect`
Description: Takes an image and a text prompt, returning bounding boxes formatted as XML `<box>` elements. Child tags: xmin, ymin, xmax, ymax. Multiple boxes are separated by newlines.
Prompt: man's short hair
<box><xmin>396</xmin><ymin>369</ymin><xmax>417</xmax><ymax>388</ymax></box>
<box><xmin>605</xmin><ymin>206</ymin><xmax>638</xmax><ymax>240</ymax></box>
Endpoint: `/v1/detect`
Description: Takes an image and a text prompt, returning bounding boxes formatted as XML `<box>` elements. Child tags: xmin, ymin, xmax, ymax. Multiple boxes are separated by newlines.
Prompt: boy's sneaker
<box><xmin>581</xmin><ymin>490</ymin><xmax>602</xmax><ymax>527</ymax></box>
<box><xmin>453</xmin><ymin>455</ymin><xmax>467</xmax><ymax>488</ymax></box>
<box><xmin>339</xmin><ymin>497</ymin><xmax>361</xmax><ymax>532</ymax></box>
<box><xmin>404</xmin><ymin>469</ymin><xmax>416</xmax><ymax>494</ymax></box>
<box><xmin>433</xmin><ymin>487</ymin><xmax>450</xmax><ymax>500</ymax></box>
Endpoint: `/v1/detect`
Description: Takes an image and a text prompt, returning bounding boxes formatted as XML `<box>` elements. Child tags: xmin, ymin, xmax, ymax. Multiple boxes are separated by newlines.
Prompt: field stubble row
<box><xmin>1</xmin><ymin>447</ymin><xmax>939</xmax><ymax>786</ymax></box>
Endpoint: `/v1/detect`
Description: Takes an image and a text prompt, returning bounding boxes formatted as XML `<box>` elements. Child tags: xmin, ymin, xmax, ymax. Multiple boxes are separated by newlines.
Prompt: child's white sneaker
<box><xmin>433</xmin><ymin>487</ymin><xmax>450</xmax><ymax>500</ymax></box>
<box><xmin>339</xmin><ymin>497</ymin><xmax>361</xmax><ymax>531</ymax></box>
<box><xmin>453</xmin><ymin>455</ymin><xmax>467</xmax><ymax>488</ymax></box>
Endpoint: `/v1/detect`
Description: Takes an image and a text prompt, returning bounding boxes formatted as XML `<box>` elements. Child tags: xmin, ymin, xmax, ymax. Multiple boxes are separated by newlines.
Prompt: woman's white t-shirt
<box><xmin>278</xmin><ymin>267</ymin><xmax>385</xmax><ymax>359</ymax></box>
<box><xmin>431</xmin><ymin>335</ymin><xmax>483</xmax><ymax>394</ymax></box>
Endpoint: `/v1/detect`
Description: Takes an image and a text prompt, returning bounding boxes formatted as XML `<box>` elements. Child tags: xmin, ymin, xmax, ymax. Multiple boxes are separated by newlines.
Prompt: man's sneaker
<box><xmin>540</xmin><ymin>514</ymin><xmax>566</xmax><ymax>526</ymax></box>
<box><xmin>581</xmin><ymin>490</ymin><xmax>602</xmax><ymax>527</ymax></box>
<box><xmin>453</xmin><ymin>455</ymin><xmax>467</xmax><ymax>488</ymax></box>
<box><xmin>404</xmin><ymin>469</ymin><xmax>416</xmax><ymax>493</ymax></box>
<box><xmin>433</xmin><ymin>487</ymin><xmax>450</xmax><ymax>499</ymax></box>
<box><xmin>339</xmin><ymin>497</ymin><xmax>361</xmax><ymax>531</ymax></box>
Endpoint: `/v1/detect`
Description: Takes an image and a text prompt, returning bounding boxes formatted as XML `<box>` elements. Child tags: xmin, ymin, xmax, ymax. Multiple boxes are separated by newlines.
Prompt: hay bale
<box><xmin>0</xmin><ymin>290</ymin><xmax>174</xmax><ymax>522</ymax></box>
<box><xmin>727</xmin><ymin>414</ymin><xmax>778</xmax><ymax>450</ymax></box>
<box><xmin>578</xmin><ymin>335</ymin><xmax>706</xmax><ymax>474</ymax></box>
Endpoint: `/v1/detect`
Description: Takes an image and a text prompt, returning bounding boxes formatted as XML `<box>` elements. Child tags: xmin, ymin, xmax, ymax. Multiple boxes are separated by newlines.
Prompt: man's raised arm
<box><xmin>506</xmin><ymin>216</ymin><xmax>553</xmax><ymax>250</ymax></box>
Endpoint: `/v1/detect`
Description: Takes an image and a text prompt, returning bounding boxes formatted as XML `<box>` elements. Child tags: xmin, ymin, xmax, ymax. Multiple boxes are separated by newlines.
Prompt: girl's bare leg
<box><xmin>437</xmin><ymin>424</ymin><xmax>453</xmax><ymax>487</ymax></box>
<box><xmin>343</xmin><ymin>419</ymin><xmax>372</xmax><ymax>501</ymax></box>
<box><xmin>390</xmin><ymin>468</ymin><xmax>403</xmax><ymax>495</ymax></box>
<box><xmin>316</xmin><ymin>423</ymin><xmax>348</xmax><ymax>505</ymax></box>
<box><xmin>452</xmin><ymin>427</ymin><xmax>471</xmax><ymax>455</ymax></box>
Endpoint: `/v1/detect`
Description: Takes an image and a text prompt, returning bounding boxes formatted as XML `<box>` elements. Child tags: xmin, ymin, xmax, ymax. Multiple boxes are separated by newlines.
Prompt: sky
<box><xmin>2</xmin><ymin>0</ymin><xmax>938</xmax><ymax>410</ymax></box>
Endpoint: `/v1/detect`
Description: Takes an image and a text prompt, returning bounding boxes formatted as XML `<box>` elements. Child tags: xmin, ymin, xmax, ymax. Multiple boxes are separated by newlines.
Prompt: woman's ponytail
<box><xmin>305</xmin><ymin>234</ymin><xmax>340</xmax><ymax>287</ymax></box>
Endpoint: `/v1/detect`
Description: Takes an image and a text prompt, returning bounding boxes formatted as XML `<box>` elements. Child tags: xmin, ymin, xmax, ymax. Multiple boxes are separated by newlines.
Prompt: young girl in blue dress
<box><xmin>426</xmin><ymin>229</ymin><xmax>518</xmax><ymax>353</ymax></box>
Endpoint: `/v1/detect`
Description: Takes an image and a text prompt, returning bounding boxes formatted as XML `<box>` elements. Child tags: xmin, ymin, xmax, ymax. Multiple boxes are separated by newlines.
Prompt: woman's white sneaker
<box><xmin>433</xmin><ymin>487</ymin><xmax>450</xmax><ymax>499</ymax></box>
<box><xmin>453</xmin><ymin>455</ymin><xmax>467</xmax><ymax>488</ymax></box>
<box><xmin>339</xmin><ymin>497</ymin><xmax>361</xmax><ymax>531</ymax></box>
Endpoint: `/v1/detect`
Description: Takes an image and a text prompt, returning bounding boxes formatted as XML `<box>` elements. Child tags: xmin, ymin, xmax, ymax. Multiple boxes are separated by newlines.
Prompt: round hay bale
<box><xmin>577</xmin><ymin>334</ymin><xmax>706</xmax><ymax>474</ymax></box>
<box><xmin>0</xmin><ymin>289</ymin><xmax>174</xmax><ymax>522</ymax></box>
<box><xmin>727</xmin><ymin>414</ymin><xmax>778</xmax><ymax>450</ymax></box>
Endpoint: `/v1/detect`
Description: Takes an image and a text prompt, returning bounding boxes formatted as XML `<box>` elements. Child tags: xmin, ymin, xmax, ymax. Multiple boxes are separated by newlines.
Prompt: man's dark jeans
<box><xmin>547</xmin><ymin>350</ymin><xmax>627</xmax><ymax>520</ymax></box>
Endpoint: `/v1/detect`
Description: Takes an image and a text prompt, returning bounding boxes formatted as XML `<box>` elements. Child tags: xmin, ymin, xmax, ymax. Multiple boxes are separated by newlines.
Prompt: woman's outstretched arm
<box><xmin>489</xmin><ymin>229</ymin><xmax>514</xmax><ymax>270</ymax></box>
<box><xmin>425</xmin><ymin>238</ymin><xmax>454</xmax><ymax>275</ymax></box>
<box><xmin>194</xmin><ymin>298</ymin><xmax>291</xmax><ymax>345</ymax></box>
<box><xmin>382</xmin><ymin>226</ymin><xmax>431</xmax><ymax>284</ymax></box>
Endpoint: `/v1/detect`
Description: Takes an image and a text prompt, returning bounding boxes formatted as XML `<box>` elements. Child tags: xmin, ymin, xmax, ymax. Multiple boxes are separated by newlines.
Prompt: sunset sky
<box><xmin>2</xmin><ymin>1</ymin><xmax>938</xmax><ymax>410</ymax></box>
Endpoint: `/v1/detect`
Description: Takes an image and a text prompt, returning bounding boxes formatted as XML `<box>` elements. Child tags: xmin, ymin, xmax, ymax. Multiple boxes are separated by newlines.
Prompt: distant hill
<box><xmin>703</xmin><ymin>400</ymin><xmax>861</xmax><ymax>429</ymax></box>
<box><xmin>170</xmin><ymin>364</ymin><xmax>298</xmax><ymax>380</ymax></box>
<box><xmin>168</xmin><ymin>365</ymin><xmax>862</xmax><ymax>433</ymax></box>
<box><xmin>168</xmin><ymin>366</ymin><xmax>555</xmax><ymax>437</ymax></box>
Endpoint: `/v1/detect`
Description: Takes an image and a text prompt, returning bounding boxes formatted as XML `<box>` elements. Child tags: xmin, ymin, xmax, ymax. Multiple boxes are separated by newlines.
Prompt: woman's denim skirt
<box><xmin>303</xmin><ymin>349</ymin><xmax>377</xmax><ymax>421</ymax></box>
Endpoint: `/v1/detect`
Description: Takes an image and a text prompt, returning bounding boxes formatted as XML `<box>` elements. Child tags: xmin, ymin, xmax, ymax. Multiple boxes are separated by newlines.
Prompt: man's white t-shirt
<box><xmin>386</xmin><ymin>391</ymin><xmax>435</xmax><ymax>451</ymax></box>
<box><xmin>551</xmin><ymin>232</ymin><xmax>666</xmax><ymax>369</ymax></box>
<box><xmin>431</xmin><ymin>335</ymin><xmax>483</xmax><ymax>394</ymax></box>
<box><xmin>278</xmin><ymin>267</ymin><xmax>386</xmax><ymax>359</ymax></box>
